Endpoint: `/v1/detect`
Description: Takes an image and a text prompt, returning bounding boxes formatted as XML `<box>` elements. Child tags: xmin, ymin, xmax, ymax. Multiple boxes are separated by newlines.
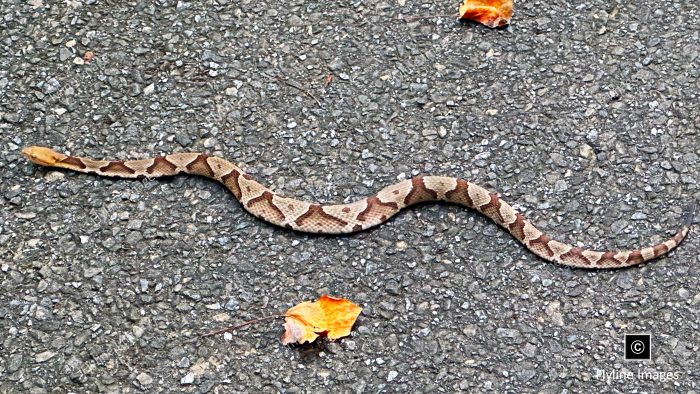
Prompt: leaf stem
<box><xmin>201</xmin><ymin>314</ymin><xmax>284</xmax><ymax>337</ymax></box>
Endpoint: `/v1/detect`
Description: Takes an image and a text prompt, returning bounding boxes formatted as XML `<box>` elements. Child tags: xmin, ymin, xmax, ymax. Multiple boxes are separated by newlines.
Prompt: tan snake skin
<box><xmin>22</xmin><ymin>146</ymin><xmax>694</xmax><ymax>269</ymax></box>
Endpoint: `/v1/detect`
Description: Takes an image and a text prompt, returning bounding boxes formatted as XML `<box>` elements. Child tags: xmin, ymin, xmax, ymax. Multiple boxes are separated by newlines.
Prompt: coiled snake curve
<box><xmin>22</xmin><ymin>146</ymin><xmax>694</xmax><ymax>269</ymax></box>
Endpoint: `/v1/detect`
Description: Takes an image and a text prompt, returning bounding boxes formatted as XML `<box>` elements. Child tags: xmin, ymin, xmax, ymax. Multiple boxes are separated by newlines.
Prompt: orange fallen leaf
<box><xmin>281</xmin><ymin>295</ymin><xmax>362</xmax><ymax>345</ymax></box>
<box><xmin>458</xmin><ymin>0</ymin><xmax>513</xmax><ymax>28</ymax></box>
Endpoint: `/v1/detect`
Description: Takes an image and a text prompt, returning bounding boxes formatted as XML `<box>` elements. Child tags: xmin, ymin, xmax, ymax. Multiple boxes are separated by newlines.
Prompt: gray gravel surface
<box><xmin>1</xmin><ymin>0</ymin><xmax>699</xmax><ymax>392</ymax></box>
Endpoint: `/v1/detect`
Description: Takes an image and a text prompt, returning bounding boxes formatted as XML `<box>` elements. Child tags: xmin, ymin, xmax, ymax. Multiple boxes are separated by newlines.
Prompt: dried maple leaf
<box><xmin>458</xmin><ymin>0</ymin><xmax>513</xmax><ymax>28</ymax></box>
<box><xmin>281</xmin><ymin>295</ymin><xmax>362</xmax><ymax>345</ymax></box>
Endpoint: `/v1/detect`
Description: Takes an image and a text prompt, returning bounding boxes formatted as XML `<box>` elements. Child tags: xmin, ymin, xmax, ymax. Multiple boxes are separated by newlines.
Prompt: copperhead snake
<box><xmin>22</xmin><ymin>146</ymin><xmax>694</xmax><ymax>269</ymax></box>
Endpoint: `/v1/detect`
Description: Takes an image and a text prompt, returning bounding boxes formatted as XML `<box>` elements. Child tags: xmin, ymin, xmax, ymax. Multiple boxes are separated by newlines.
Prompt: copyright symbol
<box><xmin>625</xmin><ymin>334</ymin><xmax>651</xmax><ymax>360</ymax></box>
<box><xmin>630</xmin><ymin>340</ymin><xmax>645</xmax><ymax>355</ymax></box>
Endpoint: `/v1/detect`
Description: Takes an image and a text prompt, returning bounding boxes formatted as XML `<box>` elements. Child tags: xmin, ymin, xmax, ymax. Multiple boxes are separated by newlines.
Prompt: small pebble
<box><xmin>181</xmin><ymin>373</ymin><xmax>194</xmax><ymax>385</ymax></box>
<box><xmin>136</xmin><ymin>372</ymin><xmax>153</xmax><ymax>386</ymax></box>
<box><xmin>35</xmin><ymin>351</ymin><xmax>55</xmax><ymax>362</ymax></box>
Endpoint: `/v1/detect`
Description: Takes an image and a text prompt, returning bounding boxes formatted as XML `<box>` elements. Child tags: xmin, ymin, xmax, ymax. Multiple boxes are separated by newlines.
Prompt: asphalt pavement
<box><xmin>1</xmin><ymin>0</ymin><xmax>699</xmax><ymax>392</ymax></box>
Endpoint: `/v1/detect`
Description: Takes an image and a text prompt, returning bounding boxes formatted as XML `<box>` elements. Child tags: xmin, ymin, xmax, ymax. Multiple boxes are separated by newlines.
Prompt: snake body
<box><xmin>22</xmin><ymin>146</ymin><xmax>693</xmax><ymax>269</ymax></box>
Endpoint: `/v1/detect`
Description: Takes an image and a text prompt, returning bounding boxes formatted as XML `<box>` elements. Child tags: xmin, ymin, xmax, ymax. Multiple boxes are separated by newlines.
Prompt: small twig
<box><xmin>402</xmin><ymin>13</ymin><xmax>458</xmax><ymax>23</ymax></box>
<box><xmin>201</xmin><ymin>314</ymin><xmax>283</xmax><ymax>337</ymax></box>
<box><xmin>276</xmin><ymin>77</ymin><xmax>322</xmax><ymax>107</ymax></box>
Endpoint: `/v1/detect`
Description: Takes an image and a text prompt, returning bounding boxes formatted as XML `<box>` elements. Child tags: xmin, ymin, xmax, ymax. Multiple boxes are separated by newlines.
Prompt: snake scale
<box><xmin>22</xmin><ymin>146</ymin><xmax>694</xmax><ymax>269</ymax></box>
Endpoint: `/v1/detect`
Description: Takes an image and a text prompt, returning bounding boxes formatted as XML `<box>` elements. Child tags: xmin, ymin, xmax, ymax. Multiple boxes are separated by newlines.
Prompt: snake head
<box><xmin>22</xmin><ymin>146</ymin><xmax>67</xmax><ymax>166</ymax></box>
